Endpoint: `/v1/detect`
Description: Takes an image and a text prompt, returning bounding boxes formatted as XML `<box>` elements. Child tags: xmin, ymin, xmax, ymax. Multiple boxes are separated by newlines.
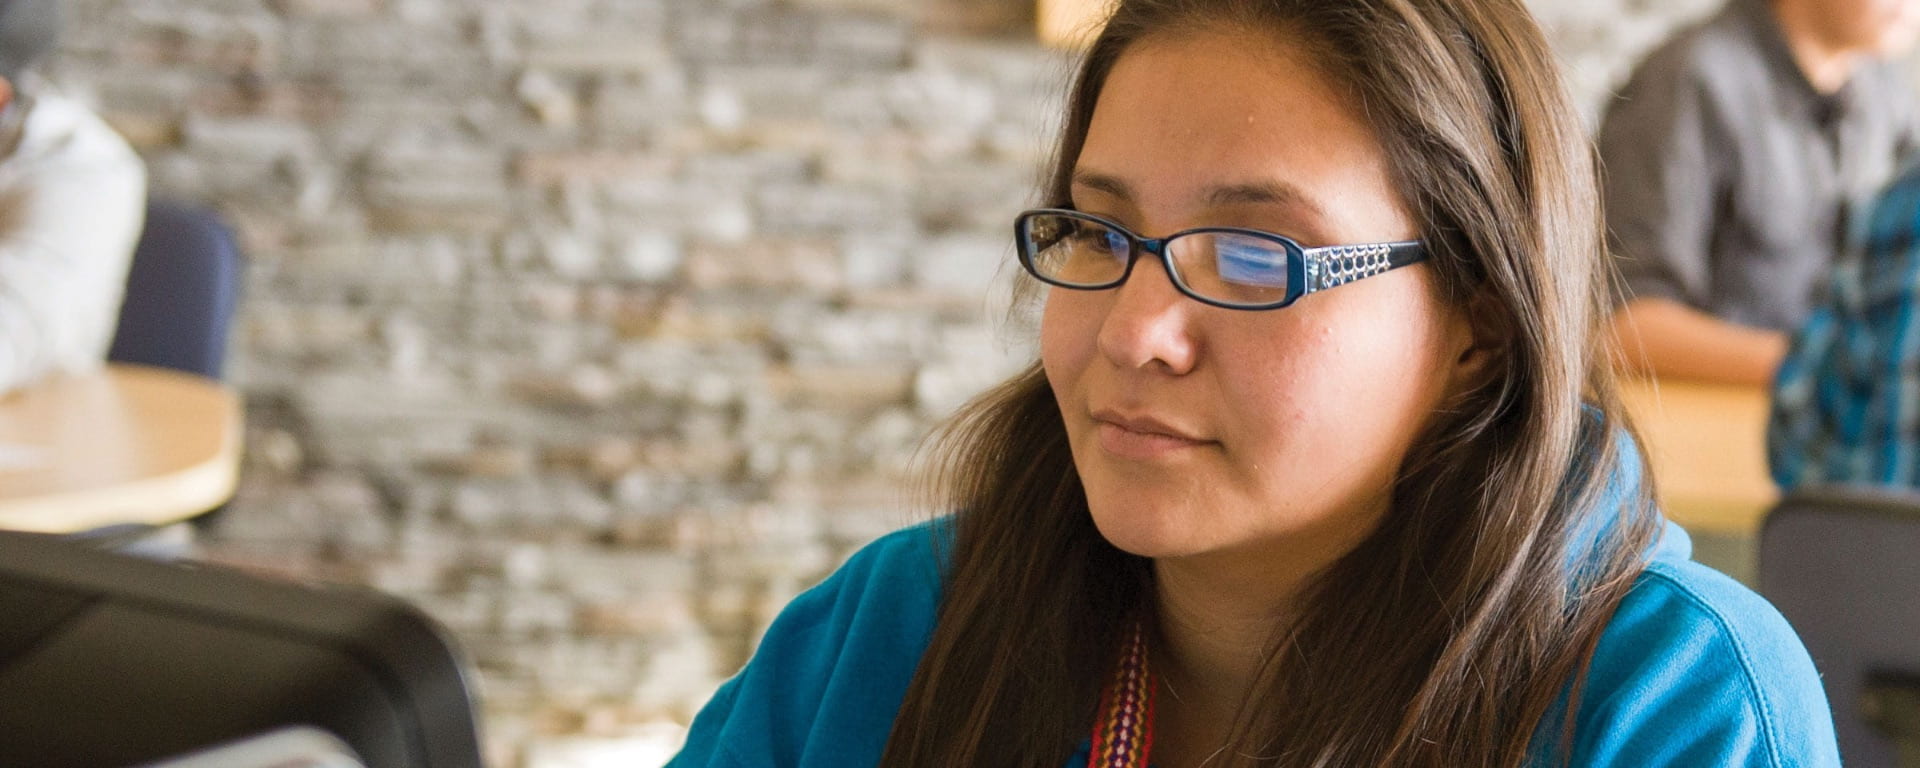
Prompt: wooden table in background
<box><xmin>1618</xmin><ymin>377</ymin><xmax>1777</xmax><ymax>535</ymax></box>
<box><xmin>0</xmin><ymin>364</ymin><xmax>242</xmax><ymax>533</ymax></box>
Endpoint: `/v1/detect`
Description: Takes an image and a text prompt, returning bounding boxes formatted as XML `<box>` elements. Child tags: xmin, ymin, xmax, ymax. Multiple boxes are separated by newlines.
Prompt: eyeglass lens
<box><xmin>1022</xmin><ymin>213</ymin><xmax>1293</xmax><ymax>306</ymax></box>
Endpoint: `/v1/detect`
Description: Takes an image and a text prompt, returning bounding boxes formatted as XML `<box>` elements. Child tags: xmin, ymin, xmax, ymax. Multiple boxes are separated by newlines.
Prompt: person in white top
<box><xmin>0</xmin><ymin>0</ymin><xmax>146</xmax><ymax>394</ymax></box>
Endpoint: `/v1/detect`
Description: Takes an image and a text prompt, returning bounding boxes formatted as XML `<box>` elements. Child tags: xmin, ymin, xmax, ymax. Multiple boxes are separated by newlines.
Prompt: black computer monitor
<box><xmin>0</xmin><ymin>531</ymin><xmax>483</xmax><ymax>767</ymax></box>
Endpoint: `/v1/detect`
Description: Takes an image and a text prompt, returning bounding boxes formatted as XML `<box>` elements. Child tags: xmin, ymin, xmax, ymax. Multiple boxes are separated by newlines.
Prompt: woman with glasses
<box><xmin>668</xmin><ymin>0</ymin><xmax>1841</xmax><ymax>765</ymax></box>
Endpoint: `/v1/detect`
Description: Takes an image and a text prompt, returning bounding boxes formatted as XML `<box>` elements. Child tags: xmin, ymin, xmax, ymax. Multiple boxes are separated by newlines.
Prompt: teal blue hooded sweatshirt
<box><xmin>668</xmin><ymin>471</ymin><xmax>1839</xmax><ymax>767</ymax></box>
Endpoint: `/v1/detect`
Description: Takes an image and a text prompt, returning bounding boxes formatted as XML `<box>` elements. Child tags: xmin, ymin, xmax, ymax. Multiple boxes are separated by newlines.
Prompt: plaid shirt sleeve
<box><xmin>1769</xmin><ymin>161</ymin><xmax>1920</xmax><ymax>489</ymax></box>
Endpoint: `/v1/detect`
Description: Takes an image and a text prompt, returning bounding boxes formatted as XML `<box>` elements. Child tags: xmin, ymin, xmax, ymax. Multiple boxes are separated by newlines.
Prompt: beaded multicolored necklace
<box><xmin>1089</xmin><ymin>621</ymin><xmax>1158</xmax><ymax>768</ymax></box>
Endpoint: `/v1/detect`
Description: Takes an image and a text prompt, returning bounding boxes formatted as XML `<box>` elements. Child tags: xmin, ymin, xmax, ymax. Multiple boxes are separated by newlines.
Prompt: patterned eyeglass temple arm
<box><xmin>1301</xmin><ymin>242</ymin><xmax>1428</xmax><ymax>294</ymax></box>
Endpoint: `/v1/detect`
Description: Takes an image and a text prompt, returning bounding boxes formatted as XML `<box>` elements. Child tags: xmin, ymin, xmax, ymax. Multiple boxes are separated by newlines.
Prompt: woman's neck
<box><xmin>1150</xmin><ymin>550</ymin><xmax>1316</xmax><ymax>767</ymax></box>
<box><xmin>1150</xmin><ymin>561</ymin><xmax>1272</xmax><ymax>766</ymax></box>
<box><xmin>1147</xmin><ymin>500</ymin><xmax>1388</xmax><ymax>764</ymax></box>
<box><xmin>1153</xmin><ymin>554</ymin><xmax>1299</xmax><ymax>706</ymax></box>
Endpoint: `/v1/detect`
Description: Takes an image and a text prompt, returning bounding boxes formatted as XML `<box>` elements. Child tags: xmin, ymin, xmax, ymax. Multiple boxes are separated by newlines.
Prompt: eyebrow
<box><xmin>1069</xmin><ymin>170</ymin><xmax>1327</xmax><ymax>221</ymax></box>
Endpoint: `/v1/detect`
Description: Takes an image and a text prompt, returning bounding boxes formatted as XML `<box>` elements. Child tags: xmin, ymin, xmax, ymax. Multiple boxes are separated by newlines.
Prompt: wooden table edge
<box><xmin>0</xmin><ymin>368</ymin><xmax>244</xmax><ymax>533</ymax></box>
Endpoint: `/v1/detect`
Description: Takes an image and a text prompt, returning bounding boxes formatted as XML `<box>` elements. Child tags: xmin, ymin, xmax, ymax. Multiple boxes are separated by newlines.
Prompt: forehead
<box><xmin>1074</xmin><ymin>30</ymin><xmax>1408</xmax><ymax>242</ymax></box>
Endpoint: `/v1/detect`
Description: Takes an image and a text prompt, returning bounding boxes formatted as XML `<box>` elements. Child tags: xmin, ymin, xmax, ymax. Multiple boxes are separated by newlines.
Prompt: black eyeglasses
<box><xmin>1013</xmin><ymin>208</ymin><xmax>1428</xmax><ymax>310</ymax></box>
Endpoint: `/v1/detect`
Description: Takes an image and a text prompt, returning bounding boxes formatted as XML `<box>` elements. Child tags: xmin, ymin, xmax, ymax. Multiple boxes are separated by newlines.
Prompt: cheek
<box><xmin>1039</xmin><ymin>289</ymin><xmax>1100</xmax><ymax>394</ymax></box>
<box><xmin>1213</xmin><ymin>326</ymin><xmax>1345</xmax><ymax>455</ymax></box>
<box><xmin>1218</xmin><ymin>325</ymin><xmax>1327</xmax><ymax>422</ymax></box>
<box><xmin>1219</xmin><ymin>300</ymin><xmax>1455</xmax><ymax>470</ymax></box>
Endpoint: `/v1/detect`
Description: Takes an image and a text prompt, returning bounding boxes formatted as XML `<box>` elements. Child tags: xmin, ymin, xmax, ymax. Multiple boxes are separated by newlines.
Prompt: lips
<box><xmin>1090</xmin><ymin>408</ymin><xmax>1211</xmax><ymax>460</ymax></box>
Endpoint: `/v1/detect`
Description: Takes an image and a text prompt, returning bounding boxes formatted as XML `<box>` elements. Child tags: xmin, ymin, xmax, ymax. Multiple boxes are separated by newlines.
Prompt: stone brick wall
<box><xmin>42</xmin><ymin>0</ymin><xmax>1722</xmax><ymax>764</ymax></box>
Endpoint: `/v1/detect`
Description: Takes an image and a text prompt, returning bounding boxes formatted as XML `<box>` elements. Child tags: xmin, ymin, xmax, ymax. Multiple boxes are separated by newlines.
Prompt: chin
<box><xmin>1085</xmin><ymin>493</ymin><xmax>1215</xmax><ymax>559</ymax></box>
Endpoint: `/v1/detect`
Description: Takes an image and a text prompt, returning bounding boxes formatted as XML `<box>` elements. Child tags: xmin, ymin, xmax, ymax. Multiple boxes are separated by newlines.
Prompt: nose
<box><xmin>1095</xmin><ymin>255</ymin><xmax>1200</xmax><ymax>374</ymax></box>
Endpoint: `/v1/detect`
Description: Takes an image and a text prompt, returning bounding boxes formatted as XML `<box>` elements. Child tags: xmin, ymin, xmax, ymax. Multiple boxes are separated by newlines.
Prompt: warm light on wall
<box><xmin>1037</xmin><ymin>0</ymin><xmax>1114</xmax><ymax>48</ymax></box>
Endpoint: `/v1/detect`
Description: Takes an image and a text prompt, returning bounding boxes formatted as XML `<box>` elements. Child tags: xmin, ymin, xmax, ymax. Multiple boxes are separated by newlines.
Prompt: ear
<box><xmin>0</xmin><ymin>78</ymin><xmax>13</xmax><ymax>112</ymax></box>
<box><xmin>1445</xmin><ymin>287</ymin><xmax>1509</xmax><ymax>394</ymax></box>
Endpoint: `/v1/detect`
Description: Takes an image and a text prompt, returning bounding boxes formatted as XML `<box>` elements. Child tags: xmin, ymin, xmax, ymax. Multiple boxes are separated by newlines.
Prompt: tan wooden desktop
<box><xmin>0</xmin><ymin>364</ymin><xmax>242</xmax><ymax>533</ymax></box>
<box><xmin>1618</xmin><ymin>377</ymin><xmax>1778</xmax><ymax>535</ymax></box>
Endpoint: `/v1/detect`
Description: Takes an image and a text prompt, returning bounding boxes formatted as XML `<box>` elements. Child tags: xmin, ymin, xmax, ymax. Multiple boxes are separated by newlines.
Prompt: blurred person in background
<box><xmin>1770</xmin><ymin>160</ymin><xmax>1920</xmax><ymax>489</ymax></box>
<box><xmin>0</xmin><ymin>0</ymin><xmax>144</xmax><ymax>395</ymax></box>
<box><xmin>1603</xmin><ymin>0</ymin><xmax>1920</xmax><ymax>386</ymax></box>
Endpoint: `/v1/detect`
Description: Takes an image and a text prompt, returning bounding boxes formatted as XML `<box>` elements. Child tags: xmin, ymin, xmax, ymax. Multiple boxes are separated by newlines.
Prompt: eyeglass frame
<box><xmin>1013</xmin><ymin>208</ymin><xmax>1429</xmax><ymax>311</ymax></box>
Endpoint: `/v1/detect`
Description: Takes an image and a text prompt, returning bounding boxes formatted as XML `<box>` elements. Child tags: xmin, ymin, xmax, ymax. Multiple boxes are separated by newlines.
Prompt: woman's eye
<box><xmin>1065</xmin><ymin>227</ymin><xmax>1125</xmax><ymax>258</ymax></box>
<box><xmin>1215</xmin><ymin>240</ymin><xmax>1290</xmax><ymax>287</ymax></box>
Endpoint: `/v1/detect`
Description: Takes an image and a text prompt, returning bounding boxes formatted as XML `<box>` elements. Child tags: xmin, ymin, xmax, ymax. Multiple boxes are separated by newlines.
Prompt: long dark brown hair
<box><xmin>879</xmin><ymin>0</ymin><xmax>1660</xmax><ymax>765</ymax></box>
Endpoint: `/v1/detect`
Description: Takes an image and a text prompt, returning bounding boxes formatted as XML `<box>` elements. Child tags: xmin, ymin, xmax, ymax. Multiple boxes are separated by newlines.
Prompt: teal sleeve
<box><xmin>671</xmin><ymin>674</ymin><xmax>745</xmax><ymax>767</ymax></box>
<box><xmin>666</xmin><ymin>522</ymin><xmax>946</xmax><ymax>768</ymax></box>
<box><xmin>1567</xmin><ymin>560</ymin><xmax>1841</xmax><ymax>767</ymax></box>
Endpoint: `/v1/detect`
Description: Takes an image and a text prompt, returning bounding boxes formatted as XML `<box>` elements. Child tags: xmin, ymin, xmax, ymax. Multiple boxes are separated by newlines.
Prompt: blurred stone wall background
<box><xmin>43</xmin><ymin>0</ymin><xmax>1719</xmax><ymax>764</ymax></box>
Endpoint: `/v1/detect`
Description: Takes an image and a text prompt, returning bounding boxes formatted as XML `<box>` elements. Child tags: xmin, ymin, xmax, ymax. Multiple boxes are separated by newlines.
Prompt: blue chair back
<box><xmin>106</xmin><ymin>200</ymin><xmax>242</xmax><ymax>379</ymax></box>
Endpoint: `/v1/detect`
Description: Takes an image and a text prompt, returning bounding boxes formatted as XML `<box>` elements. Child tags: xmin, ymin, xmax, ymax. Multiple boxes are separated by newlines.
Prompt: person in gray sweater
<box><xmin>1602</xmin><ymin>0</ymin><xmax>1920</xmax><ymax>385</ymax></box>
